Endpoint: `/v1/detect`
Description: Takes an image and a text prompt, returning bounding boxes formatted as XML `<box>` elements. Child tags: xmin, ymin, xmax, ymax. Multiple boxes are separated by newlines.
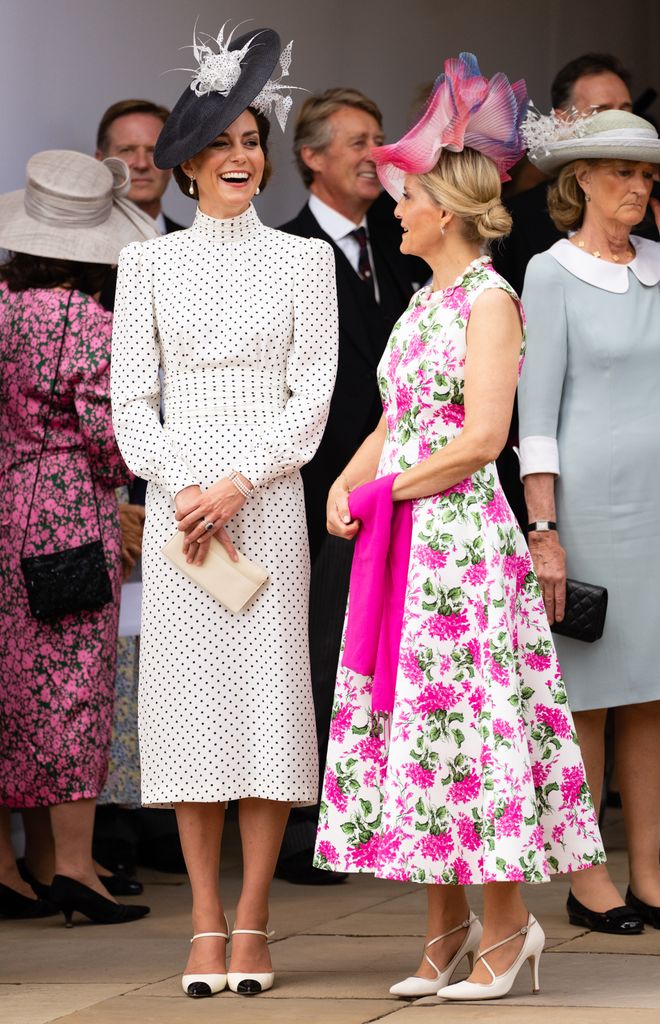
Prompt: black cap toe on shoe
<box><xmin>186</xmin><ymin>982</ymin><xmax>212</xmax><ymax>998</ymax></box>
<box><xmin>236</xmin><ymin>979</ymin><xmax>262</xmax><ymax>996</ymax></box>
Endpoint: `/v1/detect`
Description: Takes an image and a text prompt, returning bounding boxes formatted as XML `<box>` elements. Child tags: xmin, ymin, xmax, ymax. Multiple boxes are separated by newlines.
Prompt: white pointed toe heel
<box><xmin>181</xmin><ymin>918</ymin><xmax>230</xmax><ymax>998</ymax></box>
<box><xmin>436</xmin><ymin>913</ymin><xmax>545</xmax><ymax>1001</ymax></box>
<box><xmin>227</xmin><ymin>927</ymin><xmax>275</xmax><ymax>995</ymax></box>
<box><xmin>389</xmin><ymin>912</ymin><xmax>482</xmax><ymax>997</ymax></box>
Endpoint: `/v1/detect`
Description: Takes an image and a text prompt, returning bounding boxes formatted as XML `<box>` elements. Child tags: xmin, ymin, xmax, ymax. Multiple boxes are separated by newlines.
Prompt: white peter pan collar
<box><xmin>548</xmin><ymin>236</ymin><xmax>660</xmax><ymax>293</ymax></box>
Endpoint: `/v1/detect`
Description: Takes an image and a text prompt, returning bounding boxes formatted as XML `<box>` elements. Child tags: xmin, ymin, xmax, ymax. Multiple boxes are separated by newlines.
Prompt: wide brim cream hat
<box><xmin>523</xmin><ymin>109</ymin><xmax>660</xmax><ymax>174</ymax></box>
<box><xmin>0</xmin><ymin>150</ymin><xmax>159</xmax><ymax>263</ymax></box>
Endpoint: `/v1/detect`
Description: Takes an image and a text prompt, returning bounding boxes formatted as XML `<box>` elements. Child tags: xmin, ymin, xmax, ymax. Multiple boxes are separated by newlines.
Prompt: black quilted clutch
<box><xmin>551</xmin><ymin>578</ymin><xmax>608</xmax><ymax>643</ymax></box>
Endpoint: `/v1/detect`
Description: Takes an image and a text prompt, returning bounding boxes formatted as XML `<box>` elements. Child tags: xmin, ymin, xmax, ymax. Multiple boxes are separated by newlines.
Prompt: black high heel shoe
<box><xmin>49</xmin><ymin>874</ymin><xmax>150</xmax><ymax>927</ymax></box>
<box><xmin>567</xmin><ymin>890</ymin><xmax>644</xmax><ymax>934</ymax></box>
<box><xmin>18</xmin><ymin>857</ymin><xmax>144</xmax><ymax>899</ymax></box>
<box><xmin>0</xmin><ymin>881</ymin><xmax>58</xmax><ymax>919</ymax></box>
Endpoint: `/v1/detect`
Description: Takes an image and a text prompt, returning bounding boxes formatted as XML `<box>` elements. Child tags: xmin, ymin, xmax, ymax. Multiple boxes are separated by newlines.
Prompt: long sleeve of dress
<box><xmin>111</xmin><ymin>243</ymin><xmax>199</xmax><ymax>499</ymax></box>
<box><xmin>518</xmin><ymin>253</ymin><xmax>568</xmax><ymax>477</ymax></box>
<box><xmin>72</xmin><ymin>305</ymin><xmax>130</xmax><ymax>489</ymax></box>
<box><xmin>240</xmin><ymin>239</ymin><xmax>339</xmax><ymax>491</ymax></box>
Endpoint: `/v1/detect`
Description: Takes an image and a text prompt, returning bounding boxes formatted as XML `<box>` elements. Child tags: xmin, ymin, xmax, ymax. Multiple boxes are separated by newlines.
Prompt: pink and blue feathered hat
<box><xmin>373</xmin><ymin>53</ymin><xmax>529</xmax><ymax>199</ymax></box>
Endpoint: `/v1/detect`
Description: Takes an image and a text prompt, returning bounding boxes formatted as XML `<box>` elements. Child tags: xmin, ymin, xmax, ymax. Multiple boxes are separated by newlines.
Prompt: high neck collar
<box><xmin>190</xmin><ymin>204</ymin><xmax>261</xmax><ymax>244</ymax></box>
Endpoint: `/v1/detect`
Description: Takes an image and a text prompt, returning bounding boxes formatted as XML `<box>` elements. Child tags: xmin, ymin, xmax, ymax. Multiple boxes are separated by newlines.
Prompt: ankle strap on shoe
<box><xmin>191</xmin><ymin>931</ymin><xmax>229</xmax><ymax>942</ymax></box>
<box><xmin>425</xmin><ymin>916</ymin><xmax>472</xmax><ymax>950</ymax></box>
<box><xmin>232</xmin><ymin>927</ymin><xmax>275</xmax><ymax>940</ymax></box>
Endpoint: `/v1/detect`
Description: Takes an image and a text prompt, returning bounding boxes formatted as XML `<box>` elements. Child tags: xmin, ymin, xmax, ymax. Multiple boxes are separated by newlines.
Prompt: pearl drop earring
<box><xmin>188</xmin><ymin>177</ymin><xmax>195</xmax><ymax>196</ymax></box>
<box><xmin>255</xmin><ymin>186</ymin><xmax>260</xmax><ymax>196</ymax></box>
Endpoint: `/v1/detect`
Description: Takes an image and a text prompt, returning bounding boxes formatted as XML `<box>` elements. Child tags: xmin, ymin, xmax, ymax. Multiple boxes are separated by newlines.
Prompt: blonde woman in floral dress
<box><xmin>314</xmin><ymin>55</ymin><xmax>604</xmax><ymax>1002</ymax></box>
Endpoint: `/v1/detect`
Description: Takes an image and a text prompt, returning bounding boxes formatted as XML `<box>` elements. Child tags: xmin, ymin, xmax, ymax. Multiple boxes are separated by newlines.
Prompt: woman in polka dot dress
<box><xmin>111</xmin><ymin>27</ymin><xmax>338</xmax><ymax>998</ymax></box>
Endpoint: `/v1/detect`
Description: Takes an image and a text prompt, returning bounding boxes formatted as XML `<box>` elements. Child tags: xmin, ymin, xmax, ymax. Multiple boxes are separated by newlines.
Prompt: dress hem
<box><xmin>311</xmin><ymin>857</ymin><xmax>605</xmax><ymax>885</ymax></box>
<box><xmin>142</xmin><ymin>795</ymin><xmax>317</xmax><ymax>809</ymax></box>
<box><xmin>1</xmin><ymin>788</ymin><xmax>104</xmax><ymax>810</ymax></box>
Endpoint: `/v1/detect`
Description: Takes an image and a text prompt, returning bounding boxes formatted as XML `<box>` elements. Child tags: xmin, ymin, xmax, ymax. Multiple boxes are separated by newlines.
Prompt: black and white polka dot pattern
<box><xmin>110</xmin><ymin>205</ymin><xmax>338</xmax><ymax>806</ymax></box>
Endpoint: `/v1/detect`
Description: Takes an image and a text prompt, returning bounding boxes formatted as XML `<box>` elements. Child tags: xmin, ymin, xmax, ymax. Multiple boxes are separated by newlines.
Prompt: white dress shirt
<box><xmin>308</xmin><ymin>194</ymin><xmax>380</xmax><ymax>302</ymax></box>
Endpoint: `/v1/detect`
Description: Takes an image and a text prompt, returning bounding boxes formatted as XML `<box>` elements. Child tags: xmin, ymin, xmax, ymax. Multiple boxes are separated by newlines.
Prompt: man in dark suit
<box><xmin>276</xmin><ymin>88</ymin><xmax>428</xmax><ymax>883</ymax></box>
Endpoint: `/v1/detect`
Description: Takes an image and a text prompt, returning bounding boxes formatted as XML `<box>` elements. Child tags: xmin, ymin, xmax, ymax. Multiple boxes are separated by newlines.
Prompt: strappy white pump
<box><xmin>389</xmin><ymin>912</ymin><xmax>482</xmax><ymax>997</ymax></box>
<box><xmin>227</xmin><ymin>926</ymin><xmax>275</xmax><ymax>995</ymax></box>
<box><xmin>437</xmin><ymin>913</ymin><xmax>545</xmax><ymax>1001</ymax></box>
<box><xmin>181</xmin><ymin>917</ymin><xmax>230</xmax><ymax>998</ymax></box>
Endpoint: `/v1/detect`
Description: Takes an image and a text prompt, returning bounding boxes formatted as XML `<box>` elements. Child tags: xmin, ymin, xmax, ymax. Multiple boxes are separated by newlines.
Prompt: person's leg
<box><xmin>412</xmin><ymin>885</ymin><xmax>471</xmax><ymax>980</ymax></box>
<box><xmin>175</xmin><ymin>803</ymin><xmax>227</xmax><ymax>976</ymax></box>
<box><xmin>569</xmin><ymin>708</ymin><xmax>623</xmax><ymax>911</ymax></box>
<box><xmin>468</xmin><ymin>882</ymin><xmax>529</xmax><ymax>984</ymax></box>
<box><xmin>22</xmin><ymin>806</ymin><xmax>55</xmax><ymax>883</ymax></box>
<box><xmin>50</xmin><ymin>798</ymin><xmax>115</xmax><ymax>900</ymax></box>
<box><xmin>230</xmin><ymin>799</ymin><xmax>291</xmax><ymax>973</ymax></box>
<box><xmin>0</xmin><ymin>808</ymin><xmax>35</xmax><ymax>897</ymax></box>
<box><xmin>615</xmin><ymin>700</ymin><xmax>660</xmax><ymax>906</ymax></box>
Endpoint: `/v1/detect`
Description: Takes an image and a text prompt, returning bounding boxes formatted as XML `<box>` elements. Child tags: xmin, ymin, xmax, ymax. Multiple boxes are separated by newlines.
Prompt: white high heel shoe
<box><xmin>227</xmin><ymin>926</ymin><xmax>275</xmax><ymax>995</ymax></box>
<box><xmin>181</xmin><ymin>917</ymin><xmax>230</xmax><ymax>998</ymax></box>
<box><xmin>436</xmin><ymin>913</ymin><xmax>545</xmax><ymax>1001</ymax></box>
<box><xmin>389</xmin><ymin>912</ymin><xmax>482</xmax><ymax>997</ymax></box>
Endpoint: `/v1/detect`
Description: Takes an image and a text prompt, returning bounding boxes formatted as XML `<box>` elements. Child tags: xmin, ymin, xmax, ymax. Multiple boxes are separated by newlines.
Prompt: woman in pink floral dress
<box><xmin>315</xmin><ymin>55</ymin><xmax>604</xmax><ymax>1001</ymax></box>
<box><xmin>0</xmin><ymin>150</ymin><xmax>155</xmax><ymax>924</ymax></box>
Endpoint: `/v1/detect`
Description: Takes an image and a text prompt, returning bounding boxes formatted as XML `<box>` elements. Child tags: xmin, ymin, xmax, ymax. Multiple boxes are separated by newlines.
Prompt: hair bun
<box><xmin>476</xmin><ymin>197</ymin><xmax>511</xmax><ymax>240</ymax></box>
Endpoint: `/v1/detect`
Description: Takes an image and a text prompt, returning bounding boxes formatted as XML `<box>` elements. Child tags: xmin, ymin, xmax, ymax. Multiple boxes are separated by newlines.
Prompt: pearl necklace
<box><xmin>574</xmin><ymin>236</ymin><xmax>633</xmax><ymax>263</ymax></box>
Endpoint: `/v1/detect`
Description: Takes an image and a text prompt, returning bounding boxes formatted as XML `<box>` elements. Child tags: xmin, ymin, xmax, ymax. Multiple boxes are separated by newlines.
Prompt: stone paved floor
<box><xmin>1</xmin><ymin>808</ymin><xmax>658</xmax><ymax>1023</ymax></box>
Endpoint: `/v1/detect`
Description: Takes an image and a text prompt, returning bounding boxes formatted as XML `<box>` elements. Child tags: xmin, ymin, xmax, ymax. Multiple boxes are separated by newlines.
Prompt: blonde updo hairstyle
<box><xmin>418</xmin><ymin>147</ymin><xmax>512</xmax><ymax>244</ymax></box>
<box><xmin>547</xmin><ymin>159</ymin><xmax>593</xmax><ymax>232</ymax></box>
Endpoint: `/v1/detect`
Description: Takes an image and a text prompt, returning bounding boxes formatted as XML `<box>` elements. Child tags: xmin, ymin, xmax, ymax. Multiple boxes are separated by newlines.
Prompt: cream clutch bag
<box><xmin>162</xmin><ymin>531</ymin><xmax>268</xmax><ymax>612</ymax></box>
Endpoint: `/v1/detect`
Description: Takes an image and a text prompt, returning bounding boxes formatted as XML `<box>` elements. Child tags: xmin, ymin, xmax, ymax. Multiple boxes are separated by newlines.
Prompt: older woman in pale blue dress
<box><xmin>519</xmin><ymin>109</ymin><xmax>660</xmax><ymax>934</ymax></box>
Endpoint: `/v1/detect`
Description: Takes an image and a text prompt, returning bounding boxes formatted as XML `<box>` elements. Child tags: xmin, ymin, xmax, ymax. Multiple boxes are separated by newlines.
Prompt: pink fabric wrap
<box><xmin>342</xmin><ymin>473</ymin><xmax>413</xmax><ymax>715</ymax></box>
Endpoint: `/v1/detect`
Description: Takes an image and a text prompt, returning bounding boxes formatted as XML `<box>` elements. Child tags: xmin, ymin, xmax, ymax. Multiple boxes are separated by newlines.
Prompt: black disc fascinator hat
<box><xmin>155</xmin><ymin>21</ymin><xmax>301</xmax><ymax>169</ymax></box>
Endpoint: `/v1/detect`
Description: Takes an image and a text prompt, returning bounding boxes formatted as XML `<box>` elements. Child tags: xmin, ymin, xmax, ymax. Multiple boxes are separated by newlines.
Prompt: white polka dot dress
<box><xmin>110</xmin><ymin>205</ymin><xmax>338</xmax><ymax>806</ymax></box>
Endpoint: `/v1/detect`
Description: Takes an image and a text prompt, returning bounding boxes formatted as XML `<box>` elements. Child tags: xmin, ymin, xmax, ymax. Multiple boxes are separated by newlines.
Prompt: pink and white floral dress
<box><xmin>314</xmin><ymin>256</ymin><xmax>604</xmax><ymax>885</ymax></box>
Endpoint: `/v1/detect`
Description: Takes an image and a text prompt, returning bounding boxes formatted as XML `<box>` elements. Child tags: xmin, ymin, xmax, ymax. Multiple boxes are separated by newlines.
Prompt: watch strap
<box><xmin>527</xmin><ymin>520</ymin><xmax>557</xmax><ymax>532</ymax></box>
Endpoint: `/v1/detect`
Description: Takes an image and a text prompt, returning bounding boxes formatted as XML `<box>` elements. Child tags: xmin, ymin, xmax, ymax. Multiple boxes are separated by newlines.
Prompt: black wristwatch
<box><xmin>527</xmin><ymin>521</ymin><xmax>557</xmax><ymax>532</ymax></box>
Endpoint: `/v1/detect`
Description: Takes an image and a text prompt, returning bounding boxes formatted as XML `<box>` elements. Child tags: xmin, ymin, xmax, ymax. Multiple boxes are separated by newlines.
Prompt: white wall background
<box><xmin>1</xmin><ymin>0</ymin><xmax>659</xmax><ymax>228</ymax></box>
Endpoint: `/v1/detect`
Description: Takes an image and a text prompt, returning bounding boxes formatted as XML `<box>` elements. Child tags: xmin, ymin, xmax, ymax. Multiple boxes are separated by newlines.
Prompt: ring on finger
<box><xmin>202</xmin><ymin>518</ymin><xmax>215</xmax><ymax>533</ymax></box>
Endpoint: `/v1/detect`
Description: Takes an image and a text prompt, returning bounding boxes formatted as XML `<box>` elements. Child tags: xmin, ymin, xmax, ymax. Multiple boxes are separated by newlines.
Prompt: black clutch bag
<box><xmin>551</xmin><ymin>578</ymin><xmax>608</xmax><ymax>643</ymax></box>
<box><xmin>19</xmin><ymin>292</ymin><xmax>113</xmax><ymax>622</ymax></box>
<box><xmin>21</xmin><ymin>542</ymin><xmax>113</xmax><ymax>621</ymax></box>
